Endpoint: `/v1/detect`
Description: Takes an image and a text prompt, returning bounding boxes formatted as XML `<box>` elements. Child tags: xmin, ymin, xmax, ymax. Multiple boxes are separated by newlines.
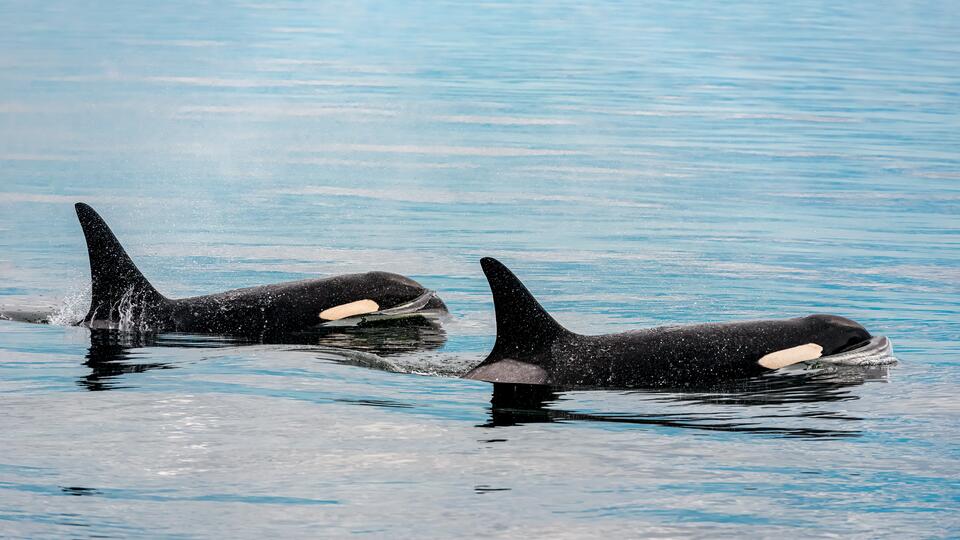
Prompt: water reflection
<box><xmin>481</xmin><ymin>367</ymin><xmax>890</xmax><ymax>438</ymax></box>
<box><xmin>292</xmin><ymin>322</ymin><xmax>447</xmax><ymax>356</ymax></box>
<box><xmin>79</xmin><ymin>320</ymin><xmax>446</xmax><ymax>391</ymax></box>
<box><xmin>61</xmin><ymin>486</ymin><xmax>102</xmax><ymax>497</ymax></box>
<box><xmin>80</xmin><ymin>330</ymin><xmax>174</xmax><ymax>391</ymax></box>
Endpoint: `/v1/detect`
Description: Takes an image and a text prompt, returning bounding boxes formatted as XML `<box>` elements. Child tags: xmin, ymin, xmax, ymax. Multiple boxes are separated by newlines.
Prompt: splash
<box><xmin>815</xmin><ymin>336</ymin><xmax>897</xmax><ymax>367</ymax></box>
<box><xmin>115</xmin><ymin>287</ymin><xmax>152</xmax><ymax>332</ymax></box>
<box><xmin>46</xmin><ymin>285</ymin><xmax>161</xmax><ymax>332</ymax></box>
<box><xmin>47</xmin><ymin>289</ymin><xmax>91</xmax><ymax>326</ymax></box>
<box><xmin>81</xmin><ymin>286</ymin><xmax>160</xmax><ymax>332</ymax></box>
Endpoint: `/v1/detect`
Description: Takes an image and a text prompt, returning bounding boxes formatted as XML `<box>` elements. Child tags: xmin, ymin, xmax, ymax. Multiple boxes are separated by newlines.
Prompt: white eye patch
<box><xmin>758</xmin><ymin>343</ymin><xmax>823</xmax><ymax>369</ymax></box>
<box><xmin>319</xmin><ymin>299</ymin><xmax>380</xmax><ymax>321</ymax></box>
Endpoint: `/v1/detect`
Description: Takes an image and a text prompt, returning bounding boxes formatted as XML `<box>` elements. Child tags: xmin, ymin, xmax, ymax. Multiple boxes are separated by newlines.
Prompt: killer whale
<box><xmin>465</xmin><ymin>257</ymin><xmax>889</xmax><ymax>388</ymax></box>
<box><xmin>73</xmin><ymin>203</ymin><xmax>447</xmax><ymax>336</ymax></box>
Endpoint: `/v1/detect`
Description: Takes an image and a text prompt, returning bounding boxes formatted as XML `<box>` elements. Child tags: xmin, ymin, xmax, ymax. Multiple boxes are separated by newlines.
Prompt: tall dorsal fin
<box><xmin>480</xmin><ymin>257</ymin><xmax>569</xmax><ymax>361</ymax></box>
<box><xmin>75</xmin><ymin>203</ymin><xmax>166</xmax><ymax>323</ymax></box>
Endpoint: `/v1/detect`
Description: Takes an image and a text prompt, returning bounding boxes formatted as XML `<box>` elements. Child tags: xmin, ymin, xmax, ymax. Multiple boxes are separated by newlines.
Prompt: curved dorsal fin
<box><xmin>75</xmin><ymin>203</ymin><xmax>166</xmax><ymax>323</ymax></box>
<box><xmin>480</xmin><ymin>257</ymin><xmax>569</xmax><ymax>361</ymax></box>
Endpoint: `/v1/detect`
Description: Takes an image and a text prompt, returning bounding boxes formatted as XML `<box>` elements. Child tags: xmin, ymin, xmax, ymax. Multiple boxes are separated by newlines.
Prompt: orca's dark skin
<box><xmin>464</xmin><ymin>257</ymin><xmax>873</xmax><ymax>388</ymax></box>
<box><xmin>74</xmin><ymin>203</ymin><xmax>447</xmax><ymax>336</ymax></box>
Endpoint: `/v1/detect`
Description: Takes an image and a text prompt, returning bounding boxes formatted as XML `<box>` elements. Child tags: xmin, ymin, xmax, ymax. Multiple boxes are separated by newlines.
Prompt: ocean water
<box><xmin>1</xmin><ymin>1</ymin><xmax>959</xmax><ymax>537</ymax></box>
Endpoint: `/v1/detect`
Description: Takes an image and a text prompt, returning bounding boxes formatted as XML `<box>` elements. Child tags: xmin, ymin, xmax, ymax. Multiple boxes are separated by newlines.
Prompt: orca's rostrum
<box><xmin>465</xmin><ymin>257</ymin><xmax>894</xmax><ymax>388</ymax></box>
<box><xmin>74</xmin><ymin>203</ymin><xmax>447</xmax><ymax>336</ymax></box>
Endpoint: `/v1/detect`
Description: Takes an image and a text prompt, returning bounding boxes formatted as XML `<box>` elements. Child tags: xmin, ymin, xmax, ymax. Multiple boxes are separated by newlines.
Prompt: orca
<box><xmin>464</xmin><ymin>257</ymin><xmax>889</xmax><ymax>388</ymax></box>
<box><xmin>73</xmin><ymin>203</ymin><xmax>447</xmax><ymax>336</ymax></box>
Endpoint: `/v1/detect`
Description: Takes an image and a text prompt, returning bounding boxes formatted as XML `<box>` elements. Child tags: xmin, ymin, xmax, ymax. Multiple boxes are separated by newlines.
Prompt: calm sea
<box><xmin>1</xmin><ymin>1</ymin><xmax>958</xmax><ymax>537</ymax></box>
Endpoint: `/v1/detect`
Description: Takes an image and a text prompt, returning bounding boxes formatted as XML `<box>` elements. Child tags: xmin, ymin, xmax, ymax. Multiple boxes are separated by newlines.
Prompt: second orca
<box><xmin>465</xmin><ymin>257</ymin><xmax>893</xmax><ymax>388</ymax></box>
<box><xmin>74</xmin><ymin>203</ymin><xmax>447</xmax><ymax>336</ymax></box>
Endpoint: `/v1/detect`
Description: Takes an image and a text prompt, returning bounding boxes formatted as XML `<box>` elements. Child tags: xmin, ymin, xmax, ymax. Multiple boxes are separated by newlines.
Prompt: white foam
<box><xmin>46</xmin><ymin>289</ymin><xmax>90</xmax><ymax>326</ymax></box>
<box><xmin>816</xmin><ymin>336</ymin><xmax>898</xmax><ymax>366</ymax></box>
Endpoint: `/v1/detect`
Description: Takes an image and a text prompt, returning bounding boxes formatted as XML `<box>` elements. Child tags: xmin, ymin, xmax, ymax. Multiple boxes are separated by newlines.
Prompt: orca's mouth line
<box><xmin>818</xmin><ymin>336</ymin><xmax>897</xmax><ymax>366</ymax></box>
<box><xmin>375</xmin><ymin>290</ymin><xmax>438</xmax><ymax>316</ymax></box>
<box><xmin>836</xmin><ymin>339</ymin><xmax>870</xmax><ymax>354</ymax></box>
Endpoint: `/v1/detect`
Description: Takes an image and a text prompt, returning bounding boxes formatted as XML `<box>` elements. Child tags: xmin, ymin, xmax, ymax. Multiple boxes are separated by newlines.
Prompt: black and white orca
<box><xmin>74</xmin><ymin>203</ymin><xmax>447</xmax><ymax>336</ymax></box>
<box><xmin>465</xmin><ymin>257</ymin><xmax>891</xmax><ymax>388</ymax></box>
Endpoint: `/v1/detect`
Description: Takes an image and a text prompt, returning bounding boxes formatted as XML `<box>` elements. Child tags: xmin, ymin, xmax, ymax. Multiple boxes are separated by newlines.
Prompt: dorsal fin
<box><xmin>75</xmin><ymin>203</ymin><xmax>166</xmax><ymax>323</ymax></box>
<box><xmin>480</xmin><ymin>257</ymin><xmax>569</xmax><ymax>361</ymax></box>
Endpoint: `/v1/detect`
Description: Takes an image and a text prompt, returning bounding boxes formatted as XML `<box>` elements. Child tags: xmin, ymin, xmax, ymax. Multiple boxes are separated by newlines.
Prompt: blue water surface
<box><xmin>1</xmin><ymin>1</ymin><xmax>958</xmax><ymax>538</ymax></box>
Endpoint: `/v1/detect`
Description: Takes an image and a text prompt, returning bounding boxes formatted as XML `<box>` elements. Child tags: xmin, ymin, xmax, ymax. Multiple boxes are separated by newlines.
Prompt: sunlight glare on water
<box><xmin>1</xmin><ymin>1</ymin><xmax>959</xmax><ymax>537</ymax></box>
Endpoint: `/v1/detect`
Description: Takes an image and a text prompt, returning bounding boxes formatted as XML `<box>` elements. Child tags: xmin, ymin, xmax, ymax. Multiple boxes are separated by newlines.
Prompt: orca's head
<box><xmin>804</xmin><ymin>314</ymin><xmax>872</xmax><ymax>356</ymax></box>
<box><xmin>360</xmin><ymin>271</ymin><xmax>448</xmax><ymax>312</ymax></box>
